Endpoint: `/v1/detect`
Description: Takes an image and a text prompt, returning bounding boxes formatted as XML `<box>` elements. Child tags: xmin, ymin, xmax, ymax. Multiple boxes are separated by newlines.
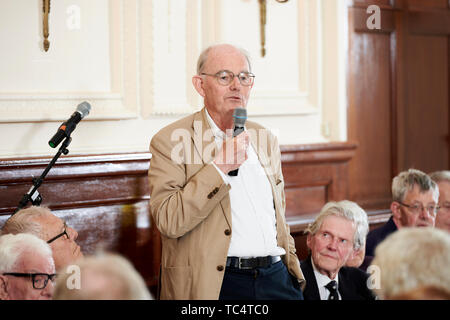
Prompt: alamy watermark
<box><xmin>65</xmin><ymin>264</ymin><xmax>81</xmax><ymax>290</ymax></box>
<box><xmin>367</xmin><ymin>5</ymin><xmax>381</xmax><ymax>30</ymax></box>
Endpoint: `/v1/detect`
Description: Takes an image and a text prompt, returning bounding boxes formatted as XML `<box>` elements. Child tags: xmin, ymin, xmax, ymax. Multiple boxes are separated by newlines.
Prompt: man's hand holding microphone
<box><xmin>213</xmin><ymin>108</ymin><xmax>248</xmax><ymax>175</ymax></box>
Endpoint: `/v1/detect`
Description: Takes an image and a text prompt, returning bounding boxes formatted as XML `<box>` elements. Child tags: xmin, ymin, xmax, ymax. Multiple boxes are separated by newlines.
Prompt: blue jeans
<box><xmin>219</xmin><ymin>260</ymin><xmax>304</xmax><ymax>300</ymax></box>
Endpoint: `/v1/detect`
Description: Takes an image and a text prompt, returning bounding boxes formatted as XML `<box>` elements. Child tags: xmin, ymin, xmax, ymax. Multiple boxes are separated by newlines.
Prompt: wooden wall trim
<box><xmin>281</xmin><ymin>142</ymin><xmax>358</xmax><ymax>164</ymax></box>
<box><xmin>409</xmin><ymin>10</ymin><xmax>450</xmax><ymax>35</ymax></box>
<box><xmin>0</xmin><ymin>153</ymin><xmax>151</xmax><ymax>214</ymax></box>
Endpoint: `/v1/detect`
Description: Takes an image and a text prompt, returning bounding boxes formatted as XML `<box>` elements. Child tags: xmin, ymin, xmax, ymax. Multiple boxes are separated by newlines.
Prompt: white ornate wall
<box><xmin>0</xmin><ymin>0</ymin><xmax>347</xmax><ymax>158</ymax></box>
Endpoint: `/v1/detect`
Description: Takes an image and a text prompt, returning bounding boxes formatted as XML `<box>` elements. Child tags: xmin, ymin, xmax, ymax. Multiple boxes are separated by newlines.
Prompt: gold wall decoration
<box><xmin>259</xmin><ymin>0</ymin><xmax>289</xmax><ymax>57</ymax></box>
<box><xmin>43</xmin><ymin>0</ymin><xmax>51</xmax><ymax>51</ymax></box>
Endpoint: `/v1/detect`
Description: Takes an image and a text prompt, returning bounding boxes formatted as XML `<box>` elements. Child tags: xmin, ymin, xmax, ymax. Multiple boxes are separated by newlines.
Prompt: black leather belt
<box><xmin>226</xmin><ymin>256</ymin><xmax>281</xmax><ymax>269</ymax></box>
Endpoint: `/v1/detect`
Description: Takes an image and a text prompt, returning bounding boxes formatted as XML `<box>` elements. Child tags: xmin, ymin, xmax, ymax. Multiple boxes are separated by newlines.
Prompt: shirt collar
<box><xmin>205</xmin><ymin>108</ymin><xmax>227</xmax><ymax>141</ymax></box>
<box><xmin>311</xmin><ymin>257</ymin><xmax>339</xmax><ymax>288</ymax></box>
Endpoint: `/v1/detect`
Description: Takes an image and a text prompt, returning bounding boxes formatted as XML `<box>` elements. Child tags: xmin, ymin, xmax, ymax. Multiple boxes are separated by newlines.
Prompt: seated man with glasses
<box><xmin>301</xmin><ymin>200</ymin><xmax>375</xmax><ymax>300</ymax></box>
<box><xmin>148</xmin><ymin>44</ymin><xmax>305</xmax><ymax>299</ymax></box>
<box><xmin>429</xmin><ymin>170</ymin><xmax>450</xmax><ymax>233</ymax></box>
<box><xmin>363</xmin><ymin>169</ymin><xmax>439</xmax><ymax>270</ymax></box>
<box><xmin>1</xmin><ymin>206</ymin><xmax>83</xmax><ymax>272</ymax></box>
<box><xmin>0</xmin><ymin>233</ymin><xmax>55</xmax><ymax>300</ymax></box>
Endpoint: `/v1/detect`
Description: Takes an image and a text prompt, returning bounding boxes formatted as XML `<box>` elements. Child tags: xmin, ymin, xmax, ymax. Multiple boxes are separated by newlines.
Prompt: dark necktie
<box><xmin>325</xmin><ymin>280</ymin><xmax>339</xmax><ymax>300</ymax></box>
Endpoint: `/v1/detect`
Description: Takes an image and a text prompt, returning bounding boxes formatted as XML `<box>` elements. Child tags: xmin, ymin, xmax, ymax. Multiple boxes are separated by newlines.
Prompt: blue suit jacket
<box><xmin>360</xmin><ymin>216</ymin><xmax>398</xmax><ymax>271</ymax></box>
<box><xmin>365</xmin><ymin>216</ymin><xmax>398</xmax><ymax>257</ymax></box>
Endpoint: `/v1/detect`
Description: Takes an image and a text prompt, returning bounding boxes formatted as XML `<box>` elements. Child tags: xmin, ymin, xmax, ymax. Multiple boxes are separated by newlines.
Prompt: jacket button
<box><xmin>207</xmin><ymin>192</ymin><xmax>213</xmax><ymax>199</ymax></box>
<box><xmin>224</xmin><ymin>229</ymin><xmax>231</xmax><ymax>236</ymax></box>
<box><xmin>217</xmin><ymin>265</ymin><xmax>224</xmax><ymax>271</ymax></box>
<box><xmin>213</xmin><ymin>187</ymin><xmax>219</xmax><ymax>194</ymax></box>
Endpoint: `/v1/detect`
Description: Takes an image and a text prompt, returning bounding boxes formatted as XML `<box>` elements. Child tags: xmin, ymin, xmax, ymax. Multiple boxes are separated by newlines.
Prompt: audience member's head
<box><xmin>388</xmin><ymin>285</ymin><xmax>450</xmax><ymax>300</ymax></box>
<box><xmin>371</xmin><ymin>227</ymin><xmax>450</xmax><ymax>299</ymax></box>
<box><xmin>53</xmin><ymin>252</ymin><xmax>153</xmax><ymax>300</ymax></box>
<box><xmin>429</xmin><ymin>170</ymin><xmax>450</xmax><ymax>232</ymax></box>
<box><xmin>1</xmin><ymin>206</ymin><xmax>83</xmax><ymax>272</ymax></box>
<box><xmin>304</xmin><ymin>200</ymin><xmax>369</xmax><ymax>279</ymax></box>
<box><xmin>0</xmin><ymin>233</ymin><xmax>55</xmax><ymax>300</ymax></box>
<box><xmin>390</xmin><ymin>169</ymin><xmax>439</xmax><ymax>229</ymax></box>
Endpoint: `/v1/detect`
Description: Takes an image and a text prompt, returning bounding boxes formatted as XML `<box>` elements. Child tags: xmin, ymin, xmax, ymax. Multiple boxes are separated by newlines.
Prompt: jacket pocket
<box><xmin>161</xmin><ymin>266</ymin><xmax>192</xmax><ymax>300</ymax></box>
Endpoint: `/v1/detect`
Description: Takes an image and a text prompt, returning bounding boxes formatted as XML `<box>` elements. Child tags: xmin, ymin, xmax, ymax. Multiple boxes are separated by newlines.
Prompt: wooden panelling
<box><xmin>285</xmin><ymin>186</ymin><xmax>327</xmax><ymax>218</ymax></box>
<box><xmin>405</xmin><ymin>35</ymin><xmax>448</xmax><ymax>172</ymax></box>
<box><xmin>407</xmin><ymin>0</ymin><xmax>449</xmax><ymax>10</ymax></box>
<box><xmin>353</xmin><ymin>0</ymin><xmax>393</xmax><ymax>8</ymax></box>
<box><xmin>0</xmin><ymin>144</ymin><xmax>371</xmax><ymax>295</ymax></box>
<box><xmin>347</xmin><ymin>14</ymin><xmax>393</xmax><ymax>210</ymax></box>
<box><xmin>347</xmin><ymin>0</ymin><xmax>450</xmax><ymax>213</ymax></box>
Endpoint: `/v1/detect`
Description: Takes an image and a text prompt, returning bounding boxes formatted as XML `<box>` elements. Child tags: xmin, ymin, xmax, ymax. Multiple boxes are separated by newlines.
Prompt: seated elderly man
<box><xmin>363</xmin><ymin>169</ymin><xmax>439</xmax><ymax>269</ymax></box>
<box><xmin>53</xmin><ymin>252</ymin><xmax>153</xmax><ymax>300</ymax></box>
<box><xmin>1</xmin><ymin>206</ymin><xmax>83</xmax><ymax>272</ymax></box>
<box><xmin>429</xmin><ymin>170</ymin><xmax>450</xmax><ymax>233</ymax></box>
<box><xmin>300</xmin><ymin>200</ymin><xmax>375</xmax><ymax>300</ymax></box>
<box><xmin>371</xmin><ymin>227</ymin><xmax>450</xmax><ymax>300</ymax></box>
<box><xmin>0</xmin><ymin>233</ymin><xmax>55</xmax><ymax>300</ymax></box>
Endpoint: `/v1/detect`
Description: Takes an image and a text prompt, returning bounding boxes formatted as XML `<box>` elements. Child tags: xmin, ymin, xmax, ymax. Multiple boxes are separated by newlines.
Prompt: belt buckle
<box><xmin>238</xmin><ymin>257</ymin><xmax>252</xmax><ymax>270</ymax></box>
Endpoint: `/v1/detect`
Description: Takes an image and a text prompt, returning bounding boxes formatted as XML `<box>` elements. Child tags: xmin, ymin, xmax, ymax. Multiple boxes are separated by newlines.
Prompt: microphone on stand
<box><xmin>14</xmin><ymin>102</ymin><xmax>92</xmax><ymax>214</ymax></box>
<box><xmin>228</xmin><ymin>107</ymin><xmax>247</xmax><ymax>176</ymax></box>
<box><xmin>48</xmin><ymin>101</ymin><xmax>91</xmax><ymax>148</ymax></box>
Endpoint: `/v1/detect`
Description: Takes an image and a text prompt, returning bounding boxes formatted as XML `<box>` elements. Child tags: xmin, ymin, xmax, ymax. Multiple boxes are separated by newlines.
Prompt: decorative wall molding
<box><xmin>0</xmin><ymin>0</ymin><xmax>140</xmax><ymax>122</ymax></box>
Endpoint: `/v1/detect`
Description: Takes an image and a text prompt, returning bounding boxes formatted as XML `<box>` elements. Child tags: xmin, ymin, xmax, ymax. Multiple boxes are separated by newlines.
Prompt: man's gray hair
<box><xmin>196</xmin><ymin>44</ymin><xmax>252</xmax><ymax>75</ymax></box>
<box><xmin>429</xmin><ymin>170</ymin><xmax>450</xmax><ymax>183</ymax></box>
<box><xmin>304</xmin><ymin>200</ymin><xmax>369</xmax><ymax>250</ymax></box>
<box><xmin>371</xmin><ymin>227</ymin><xmax>450</xmax><ymax>299</ymax></box>
<box><xmin>392</xmin><ymin>169</ymin><xmax>439</xmax><ymax>202</ymax></box>
<box><xmin>1</xmin><ymin>206</ymin><xmax>52</xmax><ymax>238</ymax></box>
<box><xmin>0</xmin><ymin>233</ymin><xmax>54</xmax><ymax>272</ymax></box>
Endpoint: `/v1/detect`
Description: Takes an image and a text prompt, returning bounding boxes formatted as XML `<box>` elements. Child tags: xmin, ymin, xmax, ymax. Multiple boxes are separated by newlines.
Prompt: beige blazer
<box><xmin>148</xmin><ymin>108</ymin><xmax>305</xmax><ymax>300</ymax></box>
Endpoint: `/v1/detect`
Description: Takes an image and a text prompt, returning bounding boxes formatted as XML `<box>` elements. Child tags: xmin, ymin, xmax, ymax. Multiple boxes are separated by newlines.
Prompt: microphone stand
<box><xmin>13</xmin><ymin>136</ymin><xmax>72</xmax><ymax>215</ymax></box>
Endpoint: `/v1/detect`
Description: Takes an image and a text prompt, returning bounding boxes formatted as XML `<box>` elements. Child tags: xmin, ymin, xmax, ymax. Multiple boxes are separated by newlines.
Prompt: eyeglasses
<box><xmin>47</xmin><ymin>223</ymin><xmax>70</xmax><ymax>244</ymax></box>
<box><xmin>201</xmin><ymin>70</ymin><xmax>255</xmax><ymax>86</ymax></box>
<box><xmin>2</xmin><ymin>273</ymin><xmax>56</xmax><ymax>290</ymax></box>
<box><xmin>397</xmin><ymin>201</ymin><xmax>439</xmax><ymax>215</ymax></box>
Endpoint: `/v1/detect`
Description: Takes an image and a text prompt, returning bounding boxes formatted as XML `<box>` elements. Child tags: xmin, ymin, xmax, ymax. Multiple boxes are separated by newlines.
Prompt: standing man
<box><xmin>301</xmin><ymin>200</ymin><xmax>374</xmax><ymax>300</ymax></box>
<box><xmin>148</xmin><ymin>44</ymin><xmax>305</xmax><ymax>300</ymax></box>
<box><xmin>429</xmin><ymin>170</ymin><xmax>450</xmax><ymax>233</ymax></box>
<box><xmin>364</xmin><ymin>169</ymin><xmax>439</xmax><ymax>267</ymax></box>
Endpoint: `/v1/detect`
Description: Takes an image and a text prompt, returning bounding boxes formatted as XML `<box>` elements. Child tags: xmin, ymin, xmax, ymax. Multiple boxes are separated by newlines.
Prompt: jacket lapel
<box><xmin>192</xmin><ymin>108</ymin><xmax>216</xmax><ymax>164</ymax></box>
<box><xmin>193</xmin><ymin>108</ymin><xmax>231</xmax><ymax>228</ymax></box>
<box><xmin>301</xmin><ymin>257</ymin><xmax>321</xmax><ymax>300</ymax></box>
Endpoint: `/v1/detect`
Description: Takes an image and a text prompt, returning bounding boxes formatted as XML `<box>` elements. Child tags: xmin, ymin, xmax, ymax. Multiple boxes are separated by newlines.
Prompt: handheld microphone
<box><xmin>48</xmin><ymin>101</ymin><xmax>91</xmax><ymax>148</ymax></box>
<box><xmin>228</xmin><ymin>107</ymin><xmax>247</xmax><ymax>176</ymax></box>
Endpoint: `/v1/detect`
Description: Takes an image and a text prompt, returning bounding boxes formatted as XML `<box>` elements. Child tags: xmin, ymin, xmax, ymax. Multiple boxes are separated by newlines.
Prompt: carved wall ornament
<box><xmin>259</xmin><ymin>0</ymin><xmax>289</xmax><ymax>57</ymax></box>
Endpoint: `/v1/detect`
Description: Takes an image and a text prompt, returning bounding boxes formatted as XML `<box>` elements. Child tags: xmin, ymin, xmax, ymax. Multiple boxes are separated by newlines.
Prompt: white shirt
<box><xmin>205</xmin><ymin>109</ymin><xmax>286</xmax><ymax>258</ymax></box>
<box><xmin>311</xmin><ymin>258</ymin><xmax>341</xmax><ymax>300</ymax></box>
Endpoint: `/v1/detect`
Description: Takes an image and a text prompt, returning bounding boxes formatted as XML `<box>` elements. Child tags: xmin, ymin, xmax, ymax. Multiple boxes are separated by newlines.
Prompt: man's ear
<box><xmin>192</xmin><ymin>75</ymin><xmax>205</xmax><ymax>98</ymax></box>
<box><xmin>306</xmin><ymin>233</ymin><xmax>312</xmax><ymax>250</ymax></box>
<box><xmin>0</xmin><ymin>275</ymin><xmax>10</xmax><ymax>300</ymax></box>
<box><xmin>391</xmin><ymin>201</ymin><xmax>403</xmax><ymax>228</ymax></box>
